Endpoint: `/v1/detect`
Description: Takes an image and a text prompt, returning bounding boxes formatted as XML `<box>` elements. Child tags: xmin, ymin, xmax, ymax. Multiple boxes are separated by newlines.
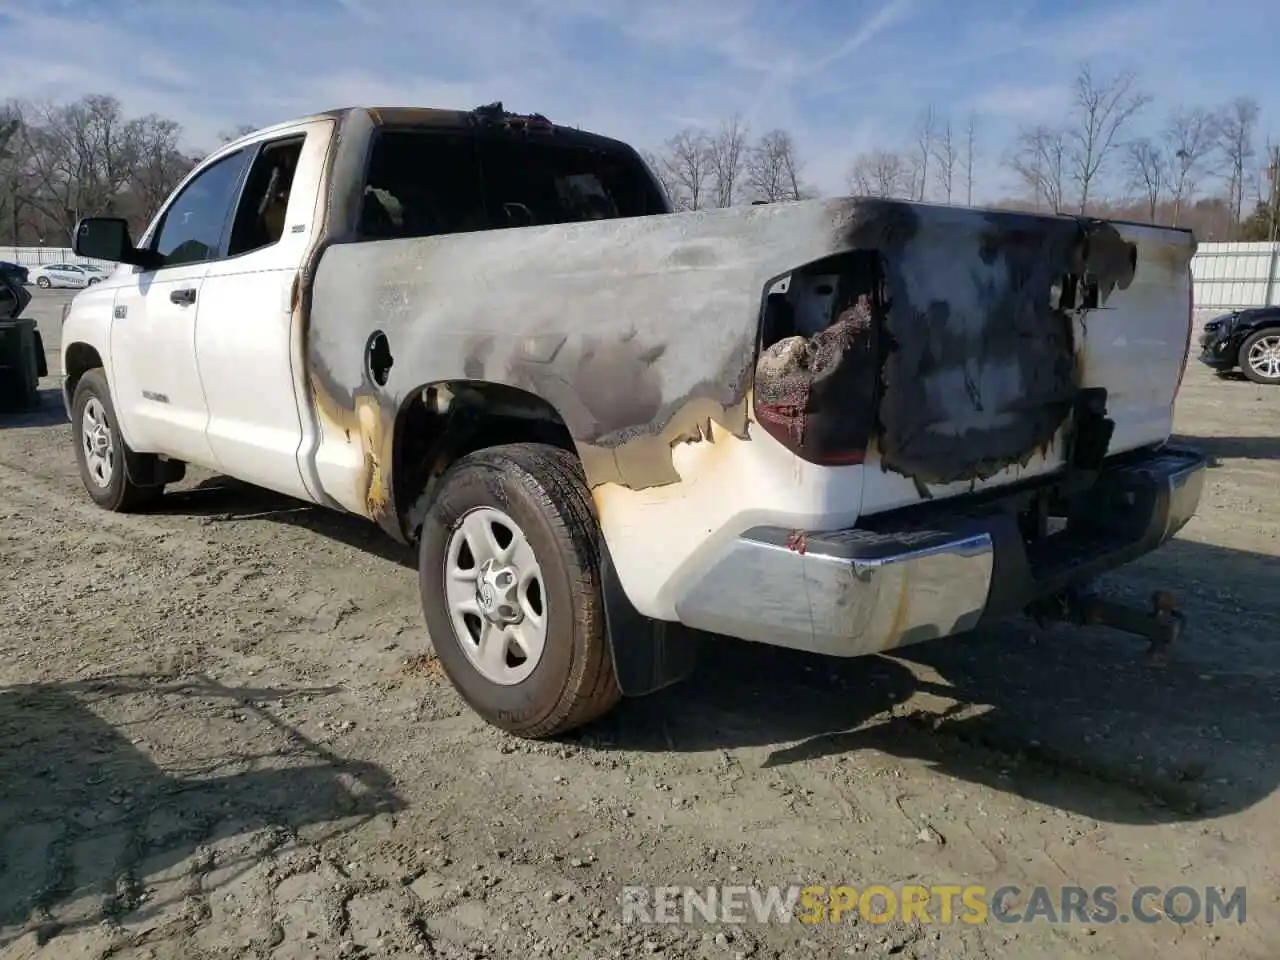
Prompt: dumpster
<box><xmin>0</xmin><ymin>276</ymin><xmax>42</xmax><ymax>412</ymax></box>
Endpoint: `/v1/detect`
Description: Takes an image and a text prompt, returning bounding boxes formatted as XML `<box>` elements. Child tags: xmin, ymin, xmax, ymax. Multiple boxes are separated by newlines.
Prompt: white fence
<box><xmin>0</xmin><ymin>246</ymin><xmax>114</xmax><ymax>269</ymax></box>
<box><xmin>1191</xmin><ymin>242</ymin><xmax>1280</xmax><ymax>312</ymax></box>
<box><xmin>4</xmin><ymin>240</ymin><xmax>1280</xmax><ymax>312</ymax></box>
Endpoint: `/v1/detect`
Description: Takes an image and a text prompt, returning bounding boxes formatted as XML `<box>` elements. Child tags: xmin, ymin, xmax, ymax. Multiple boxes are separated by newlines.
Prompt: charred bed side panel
<box><xmin>303</xmin><ymin>197</ymin><xmax>894</xmax><ymax>528</ymax></box>
<box><xmin>301</xmin><ymin>179</ymin><xmax>1184</xmax><ymax>554</ymax></box>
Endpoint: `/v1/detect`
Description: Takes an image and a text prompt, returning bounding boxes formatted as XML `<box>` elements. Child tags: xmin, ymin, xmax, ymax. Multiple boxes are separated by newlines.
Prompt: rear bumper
<box><xmin>673</xmin><ymin>446</ymin><xmax>1208</xmax><ymax>658</ymax></box>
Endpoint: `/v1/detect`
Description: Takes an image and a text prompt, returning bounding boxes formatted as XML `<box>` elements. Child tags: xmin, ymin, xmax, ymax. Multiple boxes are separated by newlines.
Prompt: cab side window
<box><xmin>357</xmin><ymin>130</ymin><xmax>485</xmax><ymax>240</ymax></box>
<box><xmin>227</xmin><ymin>136</ymin><xmax>306</xmax><ymax>257</ymax></box>
<box><xmin>150</xmin><ymin>149</ymin><xmax>252</xmax><ymax>268</ymax></box>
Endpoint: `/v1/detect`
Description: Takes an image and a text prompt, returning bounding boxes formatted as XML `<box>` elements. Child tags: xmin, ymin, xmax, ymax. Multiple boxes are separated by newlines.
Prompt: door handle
<box><xmin>170</xmin><ymin>288</ymin><xmax>196</xmax><ymax>306</ymax></box>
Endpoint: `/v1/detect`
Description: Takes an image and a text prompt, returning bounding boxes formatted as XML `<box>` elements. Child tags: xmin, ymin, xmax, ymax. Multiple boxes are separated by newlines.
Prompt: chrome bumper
<box><xmin>673</xmin><ymin>446</ymin><xmax>1208</xmax><ymax>658</ymax></box>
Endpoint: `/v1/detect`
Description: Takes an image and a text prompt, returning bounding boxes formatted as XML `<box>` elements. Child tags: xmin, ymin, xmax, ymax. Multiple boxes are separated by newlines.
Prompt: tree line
<box><xmin>2</xmin><ymin>66</ymin><xmax>1276</xmax><ymax>248</ymax></box>
<box><xmin>645</xmin><ymin>62</ymin><xmax>1275</xmax><ymax>242</ymax></box>
<box><xmin>0</xmin><ymin>95</ymin><xmax>204</xmax><ymax>246</ymax></box>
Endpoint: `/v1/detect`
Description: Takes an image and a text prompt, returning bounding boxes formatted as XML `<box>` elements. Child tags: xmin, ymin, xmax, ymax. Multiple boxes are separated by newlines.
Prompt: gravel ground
<box><xmin>2</xmin><ymin>289</ymin><xmax>1279</xmax><ymax>960</ymax></box>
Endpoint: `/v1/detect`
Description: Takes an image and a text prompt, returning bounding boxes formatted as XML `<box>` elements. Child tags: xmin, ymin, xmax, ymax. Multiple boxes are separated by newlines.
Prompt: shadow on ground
<box><xmin>0</xmin><ymin>673</ymin><xmax>404</xmax><ymax>947</ymax></box>
<box><xmin>0</xmin><ymin>388</ymin><xmax>68</xmax><ymax>430</ymax></box>
<box><xmin>133</xmin><ymin>476</ymin><xmax>1280</xmax><ymax>831</ymax></box>
<box><xmin>1171</xmin><ymin>433</ymin><xmax>1280</xmax><ymax>464</ymax></box>
<box><xmin>585</xmin><ymin>534</ymin><xmax>1280</xmax><ymax>829</ymax></box>
<box><xmin>153</xmin><ymin>476</ymin><xmax>415</xmax><ymax>569</ymax></box>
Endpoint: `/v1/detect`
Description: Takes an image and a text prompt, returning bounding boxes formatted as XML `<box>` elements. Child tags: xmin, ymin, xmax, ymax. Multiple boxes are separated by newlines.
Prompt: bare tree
<box><xmin>1125</xmin><ymin>137</ymin><xmax>1166</xmax><ymax>222</ymax></box>
<box><xmin>745</xmin><ymin>129</ymin><xmax>807</xmax><ymax>202</ymax></box>
<box><xmin>708</xmin><ymin>113</ymin><xmax>748</xmax><ymax>208</ymax></box>
<box><xmin>1008</xmin><ymin>125</ymin><xmax>1068</xmax><ymax>213</ymax></box>
<box><xmin>640</xmin><ymin>149</ymin><xmax>679</xmax><ymax>208</ymax></box>
<box><xmin>1216</xmin><ymin>96</ymin><xmax>1259</xmax><ymax>232</ymax></box>
<box><xmin>126</xmin><ymin>114</ymin><xmax>196</xmax><ymax>223</ymax></box>
<box><xmin>0</xmin><ymin>114</ymin><xmax>17</xmax><ymax>157</ymax></box>
<box><xmin>1161</xmin><ymin>107</ymin><xmax>1217</xmax><ymax>227</ymax></box>
<box><xmin>21</xmin><ymin>95</ymin><xmax>140</xmax><ymax>236</ymax></box>
<box><xmin>658</xmin><ymin>129</ymin><xmax>713</xmax><ymax>211</ymax></box>
<box><xmin>932</xmin><ymin>118</ymin><xmax>957</xmax><ymax>203</ymax></box>
<box><xmin>963</xmin><ymin>112</ymin><xmax>978</xmax><ymax>206</ymax></box>
<box><xmin>0</xmin><ymin>102</ymin><xmax>31</xmax><ymax>245</ymax></box>
<box><xmin>1064</xmin><ymin>63</ymin><xmax>1151</xmax><ymax>213</ymax></box>
<box><xmin>0</xmin><ymin>94</ymin><xmax>198</xmax><ymax>244</ymax></box>
<box><xmin>847</xmin><ymin>150</ymin><xmax>909</xmax><ymax>198</ymax></box>
<box><xmin>913</xmin><ymin>105</ymin><xmax>935</xmax><ymax>201</ymax></box>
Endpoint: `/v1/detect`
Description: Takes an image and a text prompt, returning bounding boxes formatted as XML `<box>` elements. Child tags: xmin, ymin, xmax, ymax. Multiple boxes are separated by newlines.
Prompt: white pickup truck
<box><xmin>62</xmin><ymin>102</ymin><xmax>1207</xmax><ymax>738</ymax></box>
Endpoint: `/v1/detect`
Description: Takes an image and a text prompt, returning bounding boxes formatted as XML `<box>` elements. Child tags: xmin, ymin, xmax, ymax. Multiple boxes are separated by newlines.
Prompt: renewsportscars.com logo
<box><xmin>620</xmin><ymin>884</ymin><xmax>1247</xmax><ymax>926</ymax></box>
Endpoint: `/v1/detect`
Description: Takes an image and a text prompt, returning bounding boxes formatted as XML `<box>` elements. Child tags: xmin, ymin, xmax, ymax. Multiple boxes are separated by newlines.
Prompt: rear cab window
<box><xmin>357</xmin><ymin>124</ymin><xmax>667</xmax><ymax>241</ymax></box>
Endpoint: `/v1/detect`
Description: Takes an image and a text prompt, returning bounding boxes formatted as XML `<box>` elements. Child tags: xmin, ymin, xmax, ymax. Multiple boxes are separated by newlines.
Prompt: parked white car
<box><xmin>29</xmin><ymin>262</ymin><xmax>103</xmax><ymax>289</ymax></box>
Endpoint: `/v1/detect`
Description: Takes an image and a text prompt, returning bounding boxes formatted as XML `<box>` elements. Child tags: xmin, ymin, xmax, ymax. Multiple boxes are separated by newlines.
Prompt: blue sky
<box><xmin>1</xmin><ymin>0</ymin><xmax>1277</xmax><ymax>200</ymax></box>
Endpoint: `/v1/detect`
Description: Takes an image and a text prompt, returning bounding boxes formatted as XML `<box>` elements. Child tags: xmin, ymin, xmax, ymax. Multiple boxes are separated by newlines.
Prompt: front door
<box><xmin>109</xmin><ymin>148</ymin><xmax>253</xmax><ymax>467</ymax></box>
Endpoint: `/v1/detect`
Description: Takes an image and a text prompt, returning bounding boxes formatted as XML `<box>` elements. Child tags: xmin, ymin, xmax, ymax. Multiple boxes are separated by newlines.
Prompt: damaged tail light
<box><xmin>752</xmin><ymin>268</ymin><xmax>880</xmax><ymax>466</ymax></box>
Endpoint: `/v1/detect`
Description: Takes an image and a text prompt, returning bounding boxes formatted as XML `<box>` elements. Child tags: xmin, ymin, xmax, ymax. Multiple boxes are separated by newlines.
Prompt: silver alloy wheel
<box><xmin>81</xmin><ymin>397</ymin><xmax>115</xmax><ymax>488</ymax></box>
<box><xmin>443</xmin><ymin>506</ymin><xmax>548</xmax><ymax>685</ymax></box>
<box><xmin>1247</xmin><ymin>334</ymin><xmax>1280</xmax><ymax>380</ymax></box>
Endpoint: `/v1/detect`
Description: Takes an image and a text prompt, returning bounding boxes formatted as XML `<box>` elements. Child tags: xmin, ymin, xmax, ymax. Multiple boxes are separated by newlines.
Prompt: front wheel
<box><xmin>417</xmin><ymin>443</ymin><xmax>621</xmax><ymax>739</ymax></box>
<box><xmin>71</xmin><ymin>369</ymin><xmax>164</xmax><ymax>511</ymax></box>
<box><xmin>1240</xmin><ymin>329</ymin><xmax>1280</xmax><ymax>385</ymax></box>
<box><xmin>36</xmin><ymin>276</ymin><xmax>50</xmax><ymax>288</ymax></box>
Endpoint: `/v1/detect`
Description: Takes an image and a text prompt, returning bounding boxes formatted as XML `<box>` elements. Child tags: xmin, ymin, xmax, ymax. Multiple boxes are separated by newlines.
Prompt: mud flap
<box><xmin>599</xmin><ymin>540</ymin><xmax>700</xmax><ymax>697</ymax></box>
<box><xmin>32</xmin><ymin>328</ymin><xmax>47</xmax><ymax>379</ymax></box>
<box><xmin>124</xmin><ymin>448</ymin><xmax>187</xmax><ymax>487</ymax></box>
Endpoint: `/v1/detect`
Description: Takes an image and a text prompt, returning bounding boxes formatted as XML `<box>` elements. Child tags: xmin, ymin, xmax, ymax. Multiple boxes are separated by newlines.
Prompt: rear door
<box><xmin>197</xmin><ymin>120</ymin><xmax>334</xmax><ymax>501</ymax></box>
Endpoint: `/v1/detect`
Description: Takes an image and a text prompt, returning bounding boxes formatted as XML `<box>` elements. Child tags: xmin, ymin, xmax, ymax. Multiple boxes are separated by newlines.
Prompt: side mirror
<box><xmin>72</xmin><ymin>217</ymin><xmax>160</xmax><ymax>270</ymax></box>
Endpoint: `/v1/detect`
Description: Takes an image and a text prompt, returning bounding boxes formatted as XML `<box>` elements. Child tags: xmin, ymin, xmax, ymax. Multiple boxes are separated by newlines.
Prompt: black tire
<box><xmin>418</xmin><ymin>442</ymin><xmax>621</xmax><ymax>738</ymax></box>
<box><xmin>1239</xmin><ymin>329</ymin><xmax>1280</xmax><ymax>385</ymax></box>
<box><xmin>71</xmin><ymin>368</ymin><xmax>164</xmax><ymax>511</ymax></box>
<box><xmin>88</xmin><ymin>277</ymin><xmax>101</xmax><ymax>285</ymax></box>
<box><xmin>36</xmin><ymin>276</ymin><xmax>50</xmax><ymax>288</ymax></box>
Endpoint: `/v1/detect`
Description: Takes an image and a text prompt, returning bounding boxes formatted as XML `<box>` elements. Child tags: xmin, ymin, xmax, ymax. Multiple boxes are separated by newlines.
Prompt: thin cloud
<box><xmin>805</xmin><ymin>0</ymin><xmax>915</xmax><ymax>76</ymax></box>
<box><xmin>968</xmin><ymin>83</ymin><xmax>1068</xmax><ymax>120</ymax></box>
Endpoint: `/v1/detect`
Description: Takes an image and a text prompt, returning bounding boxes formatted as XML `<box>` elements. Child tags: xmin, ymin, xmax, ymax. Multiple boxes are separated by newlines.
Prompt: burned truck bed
<box><xmin>305</xmin><ymin>195</ymin><xmax>1190</xmax><ymax>516</ymax></box>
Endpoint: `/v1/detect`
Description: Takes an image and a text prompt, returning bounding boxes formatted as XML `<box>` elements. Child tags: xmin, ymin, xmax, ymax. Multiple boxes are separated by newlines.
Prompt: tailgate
<box><xmin>856</xmin><ymin>214</ymin><xmax>1197</xmax><ymax>515</ymax></box>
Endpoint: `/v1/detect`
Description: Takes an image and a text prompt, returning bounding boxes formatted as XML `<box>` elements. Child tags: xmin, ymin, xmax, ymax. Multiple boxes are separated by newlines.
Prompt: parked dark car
<box><xmin>1198</xmin><ymin>306</ymin><xmax>1280</xmax><ymax>385</ymax></box>
<box><xmin>0</xmin><ymin>260</ymin><xmax>28</xmax><ymax>286</ymax></box>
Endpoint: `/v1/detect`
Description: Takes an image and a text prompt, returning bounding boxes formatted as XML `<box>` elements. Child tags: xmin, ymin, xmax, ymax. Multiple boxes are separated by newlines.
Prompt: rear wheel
<box><xmin>71</xmin><ymin>369</ymin><xmax>164</xmax><ymax>511</ymax></box>
<box><xmin>417</xmin><ymin>442</ymin><xmax>621</xmax><ymax>738</ymax></box>
<box><xmin>1240</xmin><ymin>330</ymin><xmax>1280</xmax><ymax>385</ymax></box>
<box><xmin>36</xmin><ymin>276</ymin><xmax>50</xmax><ymax>288</ymax></box>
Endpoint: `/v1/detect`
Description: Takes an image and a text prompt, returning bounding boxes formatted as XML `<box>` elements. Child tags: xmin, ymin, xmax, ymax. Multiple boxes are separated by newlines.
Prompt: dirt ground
<box><xmin>2</xmin><ymin>289</ymin><xmax>1278</xmax><ymax>960</ymax></box>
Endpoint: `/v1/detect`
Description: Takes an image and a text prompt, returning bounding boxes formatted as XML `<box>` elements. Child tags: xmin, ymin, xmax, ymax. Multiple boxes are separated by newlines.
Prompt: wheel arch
<box><xmin>62</xmin><ymin>341</ymin><xmax>104</xmax><ymax>413</ymax></box>
<box><xmin>388</xmin><ymin>378</ymin><xmax>699</xmax><ymax>698</ymax></box>
<box><xmin>387</xmin><ymin>379</ymin><xmax>578</xmax><ymax>546</ymax></box>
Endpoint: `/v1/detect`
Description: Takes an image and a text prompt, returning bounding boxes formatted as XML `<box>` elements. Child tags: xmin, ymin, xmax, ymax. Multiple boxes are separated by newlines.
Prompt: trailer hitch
<box><xmin>1028</xmin><ymin>588</ymin><xmax>1184</xmax><ymax>665</ymax></box>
